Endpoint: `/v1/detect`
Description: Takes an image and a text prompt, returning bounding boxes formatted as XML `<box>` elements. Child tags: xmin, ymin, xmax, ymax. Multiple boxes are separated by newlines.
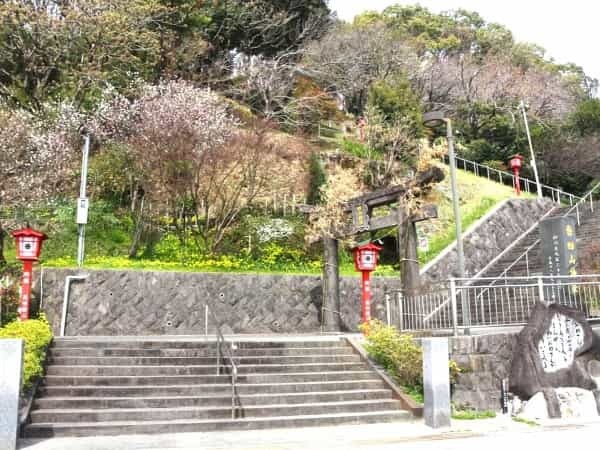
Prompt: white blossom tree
<box><xmin>90</xmin><ymin>79</ymin><xmax>279</xmax><ymax>253</ymax></box>
<box><xmin>0</xmin><ymin>104</ymin><xmax>82</xmax><ymax>263</ymax></box>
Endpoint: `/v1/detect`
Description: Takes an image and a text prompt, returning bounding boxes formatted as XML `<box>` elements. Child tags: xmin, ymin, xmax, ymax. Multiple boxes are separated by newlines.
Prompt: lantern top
<box><xmin>352</xmin><ymin>241</ymin><xmax>383</xmax><ymax>252</ymax></box>
<box><xmin>12</xmin><ymin>227</ymin><xmax>47</xmax><ymax>262</ymax></box>
<box><xmin>352</xmin><ymin>241</ymin><xmax>383</xmax><ymax>272</ymax></box>
<box><xmin>422</xmin><ymin>111</ymin><xmax>447</xmax><ymax>128</ymax></box>
<box><xmin>11</xmin><ymin>227</ymin><xmax>47</xmax><ymax>240</ymax></box>
<box><xmin>509</xmin><ymin>154</ymin><xmax>524</xmax><ymax>162</ymax></box>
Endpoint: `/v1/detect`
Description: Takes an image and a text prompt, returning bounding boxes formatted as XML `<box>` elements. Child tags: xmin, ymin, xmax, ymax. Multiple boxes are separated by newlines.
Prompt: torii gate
<box><xmin>316</xmin><ymin>167</ymin><xmax>444</xmax><ymax>331</ymax></box>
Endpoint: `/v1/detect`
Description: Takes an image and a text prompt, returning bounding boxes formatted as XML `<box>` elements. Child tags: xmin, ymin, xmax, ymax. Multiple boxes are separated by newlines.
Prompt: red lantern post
<box><xmin>509</xmin><ymin>154</ymin><xmax>524</xmax><ymax>196</ymax></box>
<box><xmin>353</xmin><ymin>242</ymin><xmax>383</xmax><ymax>325</ymax></box>
<box><xmin>11</xmin><ymin>228</ymin><xmax>47</xmax><ymax>321</ymax></box>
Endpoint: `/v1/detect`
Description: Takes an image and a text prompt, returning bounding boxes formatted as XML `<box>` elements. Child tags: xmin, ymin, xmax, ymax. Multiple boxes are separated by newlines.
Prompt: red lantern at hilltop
<box><xmin>353</xmin><ymin>242</ymin><xmax>383</xmax><ymax>325</ymax></box>
<box><xmin>11</xmin><ymin>227</ymin><xmax>47</xmax><ymax>321</ymax></box>
<box><xmin>509</xmin><ymin>154</ymin><xmax>524</xmax><ymax>196</ymax></box>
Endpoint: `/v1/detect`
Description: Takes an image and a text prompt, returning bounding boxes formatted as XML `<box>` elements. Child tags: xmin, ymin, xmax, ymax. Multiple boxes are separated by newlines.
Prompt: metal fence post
<box><xmin>449</xmin><ymin>279</ymin><xmax>458</xmax><ymax>337</ymax></box>
<box><xmin>385</xmin><ymin>293</ymin><xmax>391</xmax><ymax>326</ymax></box>
<box><xmin>205</xmin><ymin>304</ymin><xmax>209</xmax><ymax>336</ymax></box>
<box><xmin>216</xmin><ymin>339</ymin><xmax>221</xmax><ymax>375</ymax></box>
<box><xmin>397</xmin><ymin>292</ymin><xmax>404</xmax><ymax>332</ymax></box>
<box><xmin>457</xmin><ymin>279</ymin><xmax>471</xmax><ymax>335</ymax></box>
<box><xmin>537</xmin><ymin>277</ymin><xmax>545</xmax><ymax>305</ymax></box>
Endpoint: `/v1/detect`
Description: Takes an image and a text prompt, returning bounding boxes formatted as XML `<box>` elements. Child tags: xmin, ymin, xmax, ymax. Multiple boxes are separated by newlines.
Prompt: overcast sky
<box><xmin>328</xmin><ymin>0</ymin><xmax>599</xmax><ymax>83</ymax></box>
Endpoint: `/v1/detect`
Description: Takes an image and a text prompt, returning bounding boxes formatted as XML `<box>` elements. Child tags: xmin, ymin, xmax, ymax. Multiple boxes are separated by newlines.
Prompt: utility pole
<box><xmin>445</xmin><ymin>118</ymin><xmax>466</xmax><ymax>279</ymax></box>
<box><xmin>76</xmin><ymin>135</ymin><xmax>90</xmax><ymax>267</ymax></box>
<box><xmin>422</xmin><ymin>112</ymin><xmax>465</xmax><ymax>279</ymax></box>
<box><xmin>519</xmin><ymin>101</ymin><xmax>543</xmax><ymax>199</ymax></box>
<box><xmin>423</xmin><ymin>111</ymin><xmax>469</xmax><ymax>335</ymax></box>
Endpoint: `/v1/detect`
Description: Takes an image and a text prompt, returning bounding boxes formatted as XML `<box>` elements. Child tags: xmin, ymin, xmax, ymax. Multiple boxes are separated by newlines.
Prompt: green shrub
<box><xmin>0</xmin><ymin>315</ymin><xmax>53</xmax><ymax>389</ymax></box>
<box><xmin>361</xmin><ymin>320</ymin><xmax>461</xmax><ymax>399</ymax></box>
<box><xmin>341</xmin><ymin>138</ymin><xmax>379</xmax><ymax>159</ymax></box>
<box><xmin>362</xmin><ymin>320</ymin><xmax>423</xmax><ymax>390</ymax></box>
<box><xmin>367</xmin><ymin>76</ymin><xmax>423</xmax><ymax>133</ymax></box>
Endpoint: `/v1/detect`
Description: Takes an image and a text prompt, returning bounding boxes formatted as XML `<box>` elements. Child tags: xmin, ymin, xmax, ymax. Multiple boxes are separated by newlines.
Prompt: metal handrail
<box><xmin>205</xmin><ymin>304</ymin><xmax>239</xmax><ymax>420</ymax></box>
<box><xmin>496</xmin><ymin>238</ymin><xmax>540</xmax><ymax>280</ymax></box>
<box><xmin>473</xmin><ymin>206</ymin><xmax>558</xmax><ymax>279</ymax></box>
<box><xmin>455</xmin><ymin>274</ymin><xmax>600</xmax><ymax>281</ymax></box>
<box><xmin>562</xmin><ymin>181</ymin><xmax>600</xmax><ymax>225</ymax></box>
<box><xmin>443</xmin><ymin>154</ymin><xmax>582</xmax><ymax>205</ymax></box>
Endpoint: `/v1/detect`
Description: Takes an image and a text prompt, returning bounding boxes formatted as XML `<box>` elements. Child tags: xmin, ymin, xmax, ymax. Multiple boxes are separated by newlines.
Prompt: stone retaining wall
<box><xmin>450</xmin><ymin>333</ymin><xmax>517</xmax><ymax>411</ymax></box>
<box><xmin>422</xmin><ymin>198</ymin><xmax>555</xmax><ymax>283</ymax></box>
<box><xmin>40</xmin><ymin>269</ymin><xmax>401</xmax><ymax>336</ymax></box>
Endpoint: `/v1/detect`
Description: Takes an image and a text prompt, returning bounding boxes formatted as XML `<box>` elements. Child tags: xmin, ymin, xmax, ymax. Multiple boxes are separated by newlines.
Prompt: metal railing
<box><xmin>205</xmin><ymin>304</ymin><xmax>240</xmax><ymax>419</ymax></box>
<box><xmin>443</xmin><ymin>155</ymin><xmax>581</xmax><ymax>205</ymax></box>
<box><xmin>563</xmin><ymin>180</ymin><xmax>599</xmax><ymax>226</ymax></box>
<box><xmin>386</xmin><ymin>275</ymin><xmax>600</xmax><ymax>335</ymax></box>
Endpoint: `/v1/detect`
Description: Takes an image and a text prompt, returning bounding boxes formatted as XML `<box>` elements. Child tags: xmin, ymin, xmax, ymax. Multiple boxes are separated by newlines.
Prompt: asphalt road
<box><xmin>17</xmin><ymin>417</ymin><xmax>600</xmax><ymax>450</ymax></box>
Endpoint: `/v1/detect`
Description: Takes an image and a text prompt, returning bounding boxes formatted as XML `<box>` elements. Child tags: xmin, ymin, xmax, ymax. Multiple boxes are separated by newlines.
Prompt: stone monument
<box><xmin>509</xmin><ymin>302</ymin><xmax>600</xmax><ymax>419</ymax></box>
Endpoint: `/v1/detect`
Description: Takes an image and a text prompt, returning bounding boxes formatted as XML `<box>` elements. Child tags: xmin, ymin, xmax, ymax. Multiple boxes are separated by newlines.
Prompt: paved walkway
<box><xmin>18</xmin><ymin>416</ymin><xmax>600</xmax><ymax>450</ymax></box>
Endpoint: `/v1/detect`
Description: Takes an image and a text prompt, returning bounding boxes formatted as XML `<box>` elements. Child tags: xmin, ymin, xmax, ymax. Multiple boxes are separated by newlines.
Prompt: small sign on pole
<box><xmin>76</xmin><ymin>197</ymin><xmax>89</xmax><ymax>225</ymax></box>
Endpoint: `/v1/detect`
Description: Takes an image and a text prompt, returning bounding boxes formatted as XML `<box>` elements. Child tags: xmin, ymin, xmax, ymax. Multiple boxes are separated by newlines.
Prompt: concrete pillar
<box><xmin>0</xmin><ymin>339</ymin><xmax>24</xmax><ymax>450</ymax></box>
<box><xmin>423</xmin><ymin>337</ymin><xmax>451</xmax><ymax>428</ymax></box>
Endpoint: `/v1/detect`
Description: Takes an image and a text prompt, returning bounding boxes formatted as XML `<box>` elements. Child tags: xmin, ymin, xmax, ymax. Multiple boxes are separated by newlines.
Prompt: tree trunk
<box><xmin>0</xmin><ymin>222</ymin><xmax>6</xmax><ymax>266</ymax></box>
<box><xmin>128</xmin><ymin>196</ymin><xmax>145</xmax><ymax>258</ymax></box>
<box><xmin>322</xmin><ymin>236</ymin><xmax>341</xmax><ymax>332</ymax></box>
<box><xmin>398</xmin><ymin>209</ymin><xmax>420</xmax><ymax>294</ymax></box>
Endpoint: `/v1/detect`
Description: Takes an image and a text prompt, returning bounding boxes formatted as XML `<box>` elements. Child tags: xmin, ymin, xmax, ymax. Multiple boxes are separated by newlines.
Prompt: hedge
<box><xmin>0</xmin><ymin>315</ymin><xmax>53</xmax><ymax>389</ymax></box>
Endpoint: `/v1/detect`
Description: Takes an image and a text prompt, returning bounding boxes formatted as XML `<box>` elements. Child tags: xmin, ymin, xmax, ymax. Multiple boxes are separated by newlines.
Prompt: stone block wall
<box><xmin>450</xmin><ymin>333</ymin><xmax>517</xmax><ymax>411</ymax></box>
<box><xmin>422</xmin><ymin>198</ymin><xmax>555</xmax><ymax>283</ymax></box>
<box><xmin>40</xmin><ymin>269</ymin><xmax>401</xmax><ymax>336</ymax></box>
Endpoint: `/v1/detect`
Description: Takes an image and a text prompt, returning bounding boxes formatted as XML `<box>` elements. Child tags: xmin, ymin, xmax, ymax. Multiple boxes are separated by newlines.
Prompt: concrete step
<box><xmin>46</xmin><ymin>362</ymin><xmax>367</xmax><ymax>376</ymax></box>
<box><xmin>39</xmin><ymin>380</ymin><xmax>385</xmax><ymax>398</ymax></box>
<box><xmin>51</xmin><ymin>339</ymin><xmax>347</xmax><ymax>349</ymax></box>
<box><xmin>47</xmin><ymin>354</ymin><xmax>362</xmax><ymax>366</ymax></box>
<box><xmin>29</xmin><ymin>399</ymin><xmax>402</xmax><ymax>423</ymax></box>
<box><xmin>29</xmin><ymin>338</ymin><xmax>412</xmax><ymax>436</ymax></box>
<box><xmin>48</xmin><ymin>346</ymin><xmax>357</xmax><ymax>358</ymax></box>
<box><xmin>22</xmin><ymin>410</ymin><xmax>412</xmax><ymax>438</ymax></box>
<box><xmin>42</xmin><ymin>370</ymin><xmax>378</xmax><ymax>387</ymax></box>
<box><xmin>33</xmin><ymin>389</ymin><xmax>392</xmax><ymax>410</ymax></box>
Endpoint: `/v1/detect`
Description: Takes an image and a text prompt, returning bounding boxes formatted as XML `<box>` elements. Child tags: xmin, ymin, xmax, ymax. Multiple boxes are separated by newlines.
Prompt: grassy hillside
<box><xmin>416</xmin><ymin>164</ymin><xmax>534</xmax><ymax>266</ymax></box>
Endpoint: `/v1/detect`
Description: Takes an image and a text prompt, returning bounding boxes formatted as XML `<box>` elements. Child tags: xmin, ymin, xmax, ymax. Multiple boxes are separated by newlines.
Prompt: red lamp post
<box><xmin>509</xmin><ymin>154</ymin><xmax>524</xmax><ymax>196</ymax></box>
<box><xmin>353</xmin><ymin>242</ymin><xmax>383</xmax><ymax>325</ymax></box>
<box><xmin>11</xmin><ymin>227</ymin><xmax>47</xmax><ymax>321</ymax></box>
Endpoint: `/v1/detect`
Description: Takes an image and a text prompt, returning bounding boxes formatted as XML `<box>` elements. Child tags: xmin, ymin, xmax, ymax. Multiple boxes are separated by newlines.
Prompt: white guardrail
<box><xmin>445</xmin><ymin>155</ymin><xmax>582</xmax><ymax>205</ymax></box>
<box><xmin>385</xmin><ymin>275</ymin><xmax>600</xmax><ymax>336</ymax></box>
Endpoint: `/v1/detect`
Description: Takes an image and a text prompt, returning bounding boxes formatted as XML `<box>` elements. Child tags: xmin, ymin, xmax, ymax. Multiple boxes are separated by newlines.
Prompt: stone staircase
<box><xmin>22</xmin><ymin>337</ymin><xmax>412</xmax><ymax>438</ymax></box>
<box><xmin>456</xmin><ymin>202</ymin><xmax>600</xmax><ymax>326</ymax></box>
<box><xmin>479</xmin><ymin>204</ymin><xmax>600</xmax><ymax>278</ymax></box>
